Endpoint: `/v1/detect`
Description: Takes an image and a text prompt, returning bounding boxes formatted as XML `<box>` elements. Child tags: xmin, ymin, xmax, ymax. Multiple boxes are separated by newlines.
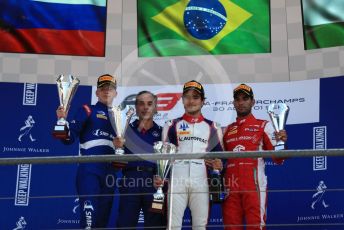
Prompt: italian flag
<box><xmin>302</xmin><ymin>0</ymin><xmax>344</xmax><ymax>50</ymax></box>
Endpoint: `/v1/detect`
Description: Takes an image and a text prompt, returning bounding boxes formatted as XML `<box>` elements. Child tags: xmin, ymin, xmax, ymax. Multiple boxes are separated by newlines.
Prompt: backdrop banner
<box><xmin>0</xmin><ymin>77</ymin><xmax>343</xmax><ymax>229</ymax></box>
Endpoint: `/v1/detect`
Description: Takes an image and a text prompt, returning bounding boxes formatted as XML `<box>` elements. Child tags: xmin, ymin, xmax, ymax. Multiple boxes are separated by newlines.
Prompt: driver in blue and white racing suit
<box><xmin>56</xmin><ymin>74</ymin><xmax>119</xmax><ymax>229</ymax></box>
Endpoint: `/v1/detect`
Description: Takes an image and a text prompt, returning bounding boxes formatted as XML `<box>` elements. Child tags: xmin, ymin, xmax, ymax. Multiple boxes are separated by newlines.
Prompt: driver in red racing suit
<box><xmin>222</xmin><ymin>84</ymin><xmax>287</xmax><ymax>230</ymax></box>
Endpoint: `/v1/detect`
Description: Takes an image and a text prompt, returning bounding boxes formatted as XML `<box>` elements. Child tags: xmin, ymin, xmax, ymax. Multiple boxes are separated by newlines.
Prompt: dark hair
<box><xmin>135</xmin><ymin>91</ymin><xmax>157</xmax><ymax>106</ymax></box>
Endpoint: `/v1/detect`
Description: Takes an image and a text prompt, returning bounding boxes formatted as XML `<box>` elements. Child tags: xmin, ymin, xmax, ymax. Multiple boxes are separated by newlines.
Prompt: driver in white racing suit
<box><xmin>162</xmin><ymin>80</ymin><xmax>223</xmax><ymax>229</ymax></box>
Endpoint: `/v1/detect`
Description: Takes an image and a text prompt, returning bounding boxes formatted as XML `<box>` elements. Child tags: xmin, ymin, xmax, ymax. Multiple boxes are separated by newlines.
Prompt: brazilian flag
<box><xmin>138</xmin><ymin>0</ymin><xmax>271</xmax><ymax>57</ymax></box>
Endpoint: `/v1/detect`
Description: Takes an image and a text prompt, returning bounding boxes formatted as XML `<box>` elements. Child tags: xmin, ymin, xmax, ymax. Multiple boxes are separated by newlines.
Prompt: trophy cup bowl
<box><xmin>267</xmin><ymin>103</ymin><xmax>289</xmax><ymax>150</ymax></box>
<box><xmin>150</xmin><ymin>141</ymin><xmax>176</xmax><ymax>213</ymax></box>
<box><xmin>109</xmin><ymin>106</ymin><xmax>135</xmax><ymax>155</ymax></box>
<box><xmin>52</xmin><ymin>75</ymin><xmax>80</xmax><ymax>139</ymax></box>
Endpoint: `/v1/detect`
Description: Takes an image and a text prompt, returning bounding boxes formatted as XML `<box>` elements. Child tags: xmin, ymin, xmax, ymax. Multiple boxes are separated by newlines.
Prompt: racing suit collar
<box><xmin>96</xmin><ymin>101</ymin><xmax>110</xmax><ymax>109</ymax></box>
<box><xmin>182</xmin><ymin>113</ymin><xmax>205</xmax><ymax>123</ymax></box>
<box><xmin>236</xmin><ymin>113</ymin><xmax>255</xmax><ymax>125</ymax></box>
<box><xmin>132</xmin><ymin>119</ymin><xmax>159</xmax><ymax>133</ymax></box>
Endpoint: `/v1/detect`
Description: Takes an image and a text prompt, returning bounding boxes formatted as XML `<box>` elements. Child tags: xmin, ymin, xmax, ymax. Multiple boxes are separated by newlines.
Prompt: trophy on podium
<box><xmin>267</xmin><ymin>103</ymin><xmax>289</xmax><ymax>150</ymax></box>
<box><xmin>52</xmin><ymin>75</ymin><xmax>80</xmax><ymax>139</ymax></box>
<box><xmin>150</xmin><ymin>141</ymin><xmax>176</xmax><ymax>213</ymax></box>
<box><xmin>108</xmin><ymin>105</ymin><xmax>135</xmax><ymax>155</ymax></box>
<box><xmin>209</xmin><ymin>168</ymin><xmax>225</xmax><ymax>203</ymax></box>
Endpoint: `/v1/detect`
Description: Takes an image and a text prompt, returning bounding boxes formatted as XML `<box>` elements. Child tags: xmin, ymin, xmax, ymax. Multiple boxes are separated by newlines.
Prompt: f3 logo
<box><xmin>120</xmin><ymin>93</ymin><xmax>182</xmax><ymax>111</ymax></box>
<box><xmin>157</xmin><ymin>93</ymin><xmax>182</xmax><ymax>111</ymax></box>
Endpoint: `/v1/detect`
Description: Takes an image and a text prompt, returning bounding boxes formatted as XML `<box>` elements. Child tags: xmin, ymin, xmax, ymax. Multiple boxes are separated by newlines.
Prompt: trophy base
<box><xmin>52</xmin><ymin>125</ymin><xmax>69</xmax><ymax>139</ymax></box>
<box><xmin>112</xmin><ymin>161</ymin><xmax>128</xmax><ymax>169</ymax></box>
<box><xmin>115</xmin><ymin>148</ymin><xmax>125</xmax><ymax>155</ymax></box>
<box><xmin>210</xmin><ymin>192</ymin><xmax>224</xmax><ymax>204</ymax></box>
<box><xmin>274</xmin><ymin>144</ymin><xmax>285</xmax><ymax>151</ymax></box>
<box><xmin>149</xmin><ymin>200</ymin><xmax>165</xmax><ymax>214</ymax></box>
<box><xmin>209</xmin><ymin>172</ymin><xmax>224</xmax><ymax>203</ymax></box>
<box><xmin>112</xmin><ymin>149</ymin><xmax>127</xmax><ymax>168</ymax></box>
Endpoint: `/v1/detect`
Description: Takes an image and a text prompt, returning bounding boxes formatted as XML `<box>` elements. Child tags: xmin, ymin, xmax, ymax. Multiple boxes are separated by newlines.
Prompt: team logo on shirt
<box><xmin>84</xmin><ymin>200</ymin><xmax>94</xmax><ymax>228</ymax></box>
<box><xmin>178</xmin><ymin>136</ymin><xmax>207</xmax><ymax>144</ymax></box>
<box><xmin>96</xmin><ymin>111</ymin><xmax>107</xmax><ymax>120</ymax></box>
<box><xmin>178</xmin><ymin>122</ymin><xmax>190</xmax><ymax>135</ymax></box>
<box><xmin>239</xmin><ymin>119</ymin><xmax>246</xmax><ymax>125</ymax></box>
<box><xmin>152</xmin><ymin>131</ymin><xmax>160</xmax><ymax>137</ymax></box>
<box><xmin>244</xmin><ymin>127</ymin><xmax>259</xmax><ymax>132</ymax></box>
<box><xmin>179</xmin><ymin>122</ymin><xmax>189</xmax><ymax>130</ymax></box>
<box><xmin>233</xmin><ymin>145</ymin><xmax>245</xmax><ymax>152</ymax></box>
<box><xmin>251</xmin><ymin>134</ymin><xmax>261</xmax><ymax>144</ymax></box>
<box><xmin>227</xmin><ymin>127</ymin><xmax>237</xmax><ymax>136</ymax></box>
<box><xmin>92</xmin><ymin>129</ymin><xmax>114</xmax><ymax>139</ymax></box>
<box><xmin>226</xmin><ymin>136</ymin><xmax>253</xmax><ymax>143</ymax></box>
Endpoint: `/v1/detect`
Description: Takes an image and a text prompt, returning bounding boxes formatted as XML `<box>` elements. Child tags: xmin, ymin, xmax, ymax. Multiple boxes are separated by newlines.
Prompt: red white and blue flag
<box><xmin>0</xmin><ymin>0</ymin><xmax>107</xmax><ymax>56</ymax></box>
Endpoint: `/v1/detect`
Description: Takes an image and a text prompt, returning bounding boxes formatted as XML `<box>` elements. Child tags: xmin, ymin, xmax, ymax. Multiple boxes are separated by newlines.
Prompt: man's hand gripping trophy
<box><xmin>151</xmin><ymin>141</ymin><xmax>176</xmax><ymax>213</ymax></box>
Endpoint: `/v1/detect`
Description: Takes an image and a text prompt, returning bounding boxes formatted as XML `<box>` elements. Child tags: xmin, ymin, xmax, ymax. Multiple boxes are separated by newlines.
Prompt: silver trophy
<box><xmin>267</xmin><ymin>103</ymin><xmax>289</xmax><ymax>150</ymax></box>
<box><xmin>52</xmin><ymin>75</ymin><xmax>80</xmax><ymax>139</ymax></box>
<box><xmin>109</xmin><ymin>106</ymin><xmax>135</xmax><ymax>155</ymax></box>
<box><xmin>150</xmin><ymin>141</ymin><xmax>176</xmax><ymax>213</ymax></box>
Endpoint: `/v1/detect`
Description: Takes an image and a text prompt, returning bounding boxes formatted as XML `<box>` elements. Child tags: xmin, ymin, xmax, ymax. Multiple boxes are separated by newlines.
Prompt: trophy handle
<box><xmin>267</xmin><ymin>104</ymin><xmax>280</xmax><ymax>132</ymax></box>
<box><xmin>163</xmin><ymin>163</ymin><xmax>173</xmax><ymax>180</ymax></box>
<box><xmin>278</xmin><ymin>104</ymin><xmax>289</xmax><ymax>131</ymax></box>
<box><xmin>122</xmin><ymin>107</ymin><xmax>135</xmax><ymax>137</ymax></box>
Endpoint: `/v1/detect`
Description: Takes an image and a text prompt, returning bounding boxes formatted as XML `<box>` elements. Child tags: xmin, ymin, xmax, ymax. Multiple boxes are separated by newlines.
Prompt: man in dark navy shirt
<box><xmin>115</xmin><ymin>91</ymin><xmax>166</xmax><ymax>229</ymax></box>
<box><xmin>56</xmin><ymin>74</ymin><xmax>119</xmax><ymax>229</ymax></box>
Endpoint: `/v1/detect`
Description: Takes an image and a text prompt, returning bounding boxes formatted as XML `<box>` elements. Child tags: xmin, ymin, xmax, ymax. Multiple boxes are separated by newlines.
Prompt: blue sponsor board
<box><xmin>0</xmin><ymin>82</ymin><xmax>92</xmax><ymax>229</ymax></box>
<box><xmin>266</xmin><ymin>76</ymin><xmax>344</xmax><ymax>229</ymax></box>
<box><xmin>1</xmin><ymin>77</ymin><xmax>344</xmax><ymax>229</ymax></box>
<box><xmin>1</xmin><ymin>82</ymin><xmax>91</xmax><ymax>158</ymax></box>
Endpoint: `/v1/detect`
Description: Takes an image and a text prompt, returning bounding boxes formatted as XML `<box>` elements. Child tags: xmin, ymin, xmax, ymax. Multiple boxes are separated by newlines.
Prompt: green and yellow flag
<box><xmin>138</xmin><ymin>0</ymin><xmax>271</xmax><ymax>57</ymax></box>
<box><xmin>302</xmin><ymin>0</ymin><xmax>344</xmax><ymax>50</ymax></box>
